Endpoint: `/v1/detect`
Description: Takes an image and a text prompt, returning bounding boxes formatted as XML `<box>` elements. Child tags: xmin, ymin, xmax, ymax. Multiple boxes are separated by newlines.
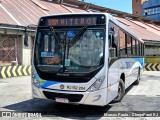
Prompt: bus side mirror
<box><xmin>109</xmin><ymin>48</ymin><xmax>116</xmax><ymax>58</ymax></box>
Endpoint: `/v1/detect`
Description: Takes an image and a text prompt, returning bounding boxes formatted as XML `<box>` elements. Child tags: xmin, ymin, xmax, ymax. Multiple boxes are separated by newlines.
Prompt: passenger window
<box><xmin>141</xmin><ymin>43</ymin><xmax>144</xmax><ymax>55</ymax></box>
<box><xmin>127</xmin><ymin>35</ymin><xmax>132</xmax><ymax>56</ymax></box>
<box><xmin>109</xmin><ymin>28</ymin><xmax>118</xmax><ymax>57</ymax></box>
<box><xmin>119</xmin><ymin>30</ymin><xmax>126</xmax><ymax>57</ymax></box>
<box><xmin>139</xmin><ymin>42</ymin><xmax>141</xmax><ymax>55</ymax></box>
<box><xmin>136</xmin><ymin>40</ymin><xmax>139</xmax><ymax>56</ymax></box>
<box><xmin>132</xmin><ymin>39</ymin><xmax>136</xmax><ymax>56</ymax></box>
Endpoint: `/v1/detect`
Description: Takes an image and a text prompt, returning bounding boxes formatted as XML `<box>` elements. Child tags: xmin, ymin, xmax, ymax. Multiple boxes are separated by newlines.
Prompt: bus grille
<box><xmin>43</xmin><ymin>91</ymin><xmax>83</xmax><ymax>102</ymax></box>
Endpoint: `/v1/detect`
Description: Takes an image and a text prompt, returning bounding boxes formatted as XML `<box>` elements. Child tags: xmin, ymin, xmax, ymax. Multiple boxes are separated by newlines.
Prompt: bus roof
<box><xmin>108</xmin><ymin>14</ymin><xmax>144</xmax><ymax>43</ymax></box>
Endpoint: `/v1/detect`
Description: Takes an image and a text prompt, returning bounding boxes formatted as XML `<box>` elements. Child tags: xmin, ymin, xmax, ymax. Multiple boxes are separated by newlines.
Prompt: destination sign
<box><xmin>47</xmin><ymin>17</ymin><xmax>97</xmax><ymax>26</ymax></box>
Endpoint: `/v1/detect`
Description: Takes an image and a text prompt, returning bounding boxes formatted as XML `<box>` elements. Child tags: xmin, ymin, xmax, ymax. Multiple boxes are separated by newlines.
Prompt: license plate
<box><xmin>55</xmin><ymin>98</ymin><xmax>69</xmax><ymax>103</ymax></box>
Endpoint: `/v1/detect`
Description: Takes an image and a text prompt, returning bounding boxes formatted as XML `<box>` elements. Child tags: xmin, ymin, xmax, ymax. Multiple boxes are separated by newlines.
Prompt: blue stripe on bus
<box><xmin>41</xmin><ymin>81</ymin><xmax>60</xmax><ymax>88</ymax></box>
<box><xmin>134</xmin><ymin>58</ymin><xmax>144</xmax><ymax>68</ymax></box>
<box><xmin>35</xmin><ymin>74</ymin><xmax>40</xmax><ymax>80</ymax></box>
<box><xmin>35</xmin><ymin>74</ymin><xmax>60</xmax><ymax>88</ymax></box>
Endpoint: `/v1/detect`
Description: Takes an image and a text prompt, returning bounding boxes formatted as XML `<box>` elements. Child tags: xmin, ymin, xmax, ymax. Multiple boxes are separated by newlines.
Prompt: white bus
<box><xmin>32</xmin><ymin>13</ymin><xmax>144</xmax><ymax>106</ymax></box>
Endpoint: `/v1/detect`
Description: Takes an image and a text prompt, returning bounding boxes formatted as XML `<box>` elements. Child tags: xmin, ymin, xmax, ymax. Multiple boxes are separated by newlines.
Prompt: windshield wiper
<box><xmin>66</xmin><ymin>26</ymin><xmax>87</xmax><ymax>60</ymax></box>
<box><xmin>69</xmin><ymin>26</ymin><xmax>87</xmax><ymax>48</ymax></box>
<box><xmin>50</xmin><ymin>27</ymin><xmax>63</xmax><ymax>47</ymax></box>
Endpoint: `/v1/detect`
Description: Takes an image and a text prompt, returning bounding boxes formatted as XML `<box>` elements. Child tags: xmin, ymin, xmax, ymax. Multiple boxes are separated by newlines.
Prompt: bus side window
<box><xmin>127</xmin><ymin>35</ymin><xmax>132</xmax><ymax>56</ymax></box>
<box><xmin>139</xmin><ymin>41</ymin><xmax>142</xmax><ymax>55</ymax></box>
<box><xmin>132</xmin><ymin>39</ymin><xmax>136</xmax><ymax>56</ymax></box>
<box><xmin>119</xmin><ymin>30</ymin><xmax>126</xmax><ymax>57</ymax></box>
<box><xmin>109</xmin><ymin>33</ymin><xmax>117</xmax><ymax>57</ymax></box>
<box><xmin>136</xmin><ymin>40</ymin><xmax>139</xmax><ymax>56</ymax></box>
<box><xmin>108</xmin><ymin>22</ymin><xmax>119</xmax><ymax>58</ymax></box>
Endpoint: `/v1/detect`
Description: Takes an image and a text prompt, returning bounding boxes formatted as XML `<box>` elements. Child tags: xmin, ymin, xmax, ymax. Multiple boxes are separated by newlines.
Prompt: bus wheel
<box><xmin>134</xmin><ymin>69</ymin><xmax>140</xmax><ymax>85</ymax></box>
<box><xmin>113</xmin><ymin>79</ymin><xmax>125</xmax><ymax>102</ymax></box>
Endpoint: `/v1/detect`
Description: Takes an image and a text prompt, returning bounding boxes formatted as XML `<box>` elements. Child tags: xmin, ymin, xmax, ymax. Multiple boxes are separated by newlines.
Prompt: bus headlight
<box><xmin>33</xmin><ymin>78</ymin><xmax>41</xmax><ymax>87</ymax></box>
<box><xmin>32</xmin><ymin>74</ymin><xmax>41</xmax><ymax>87</ymax></box>
<box><xmin>87</xmin><ymin>77</ymin><xmax>105</xmax><ymax>92</ymax></box>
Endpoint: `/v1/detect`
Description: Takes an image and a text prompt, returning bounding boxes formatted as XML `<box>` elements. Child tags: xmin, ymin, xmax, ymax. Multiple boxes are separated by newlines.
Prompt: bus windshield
<box><xmin>35</xmin><ymin>27</ymin><xmax>105</xmax><ymax>73</ymax></box>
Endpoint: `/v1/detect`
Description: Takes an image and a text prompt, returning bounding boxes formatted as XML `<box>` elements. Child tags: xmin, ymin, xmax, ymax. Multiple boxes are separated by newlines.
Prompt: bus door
<box><xmin>107</xmin><ymin>27</ymin><xmax>119</xmax><ymax>102</ymax></box>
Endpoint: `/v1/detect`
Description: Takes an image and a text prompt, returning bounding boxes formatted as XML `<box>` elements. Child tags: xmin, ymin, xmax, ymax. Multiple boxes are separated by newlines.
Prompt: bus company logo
<box><xmin>60</xmin><ymin>84</ymin><xmax>64</xmax><ymax>89</ymax></box>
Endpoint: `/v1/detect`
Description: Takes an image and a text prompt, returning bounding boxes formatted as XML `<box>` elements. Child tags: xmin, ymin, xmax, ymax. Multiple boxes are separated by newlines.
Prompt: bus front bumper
<box><xmin>32</xmin><ymin>84</ymin><xmax>107</xmax><ymax>106</ymax></box>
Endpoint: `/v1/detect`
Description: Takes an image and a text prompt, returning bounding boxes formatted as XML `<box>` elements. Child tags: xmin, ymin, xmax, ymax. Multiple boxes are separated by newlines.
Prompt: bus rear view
<box><xmin>32</xmin><ymin>13</ymin><xmax>143</xmax><ymax>106</ymax></box>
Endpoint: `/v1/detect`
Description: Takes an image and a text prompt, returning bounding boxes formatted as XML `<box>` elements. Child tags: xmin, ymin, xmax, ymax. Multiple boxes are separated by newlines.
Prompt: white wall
<box><xmin>22</xmin><ymin>36</ymin><xmax>31</xmax><ymax>65</ymax></box>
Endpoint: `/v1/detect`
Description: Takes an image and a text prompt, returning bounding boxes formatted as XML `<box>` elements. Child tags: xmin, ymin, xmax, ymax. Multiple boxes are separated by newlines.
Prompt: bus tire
<box><xmin>134</xmin><ymin>69</ymin><xmax>140</xmax><ymax>85</ymax></box>
<box><xmin>113</xmin><ymin>79</ymin><xmax>125</xmax><ymax>102</ymax></box>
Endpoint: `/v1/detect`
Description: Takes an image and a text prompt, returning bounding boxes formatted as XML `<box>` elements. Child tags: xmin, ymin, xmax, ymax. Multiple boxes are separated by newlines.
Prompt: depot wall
<box><xmin>0</xmin><ymin>28</ymin><xmax>35</xmax><ymax>66</ymax></box>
